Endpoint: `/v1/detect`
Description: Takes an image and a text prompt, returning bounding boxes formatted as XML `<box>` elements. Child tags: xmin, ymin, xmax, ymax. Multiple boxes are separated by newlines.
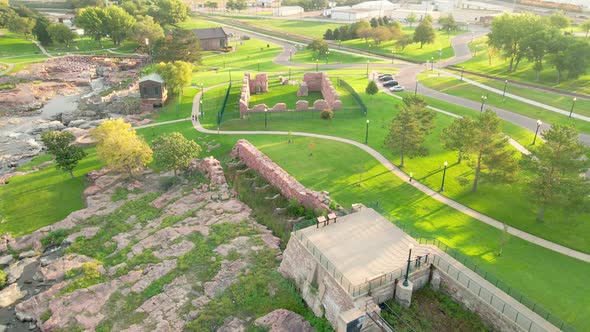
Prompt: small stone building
<box><xmin>192</xmin><ymin>27</ymin><xmax>229</xmax><ymax>51</ymax></box>
<box><xmin>139</xmin><ymin>73</ymin><xmax>167</xmax><ymax>112</ymax></box>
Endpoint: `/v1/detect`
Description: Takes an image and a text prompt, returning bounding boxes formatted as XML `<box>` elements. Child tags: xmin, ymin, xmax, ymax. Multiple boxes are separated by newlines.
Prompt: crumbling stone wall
<box><xmin>231</xmin><ymin>139</ymin><xmax>330</xmax><ymax>211</ymax></box>
<box><xmin>239</xmin><ymin>72</ymin><xmax>269</xmax><ymax>118</ymax></box>
<box><xmin>302</xmin><ymin>72</ymin><xmax>342</xmax><ymax>110</ymax></box>
<box><xmin>189</xmin><ymin>157</ymin><xmax>226</xmax><ymax>186</ymax></box>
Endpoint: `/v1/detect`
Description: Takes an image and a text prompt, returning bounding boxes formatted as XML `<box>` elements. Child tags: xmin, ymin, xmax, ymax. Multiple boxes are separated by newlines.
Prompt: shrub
<box><xmin>41</xmin><ymin>229</ymin><xmax>70</xmax><ymax>247</ymax></box>
<box><xmin>0</xmin><ymin>270</ymin><xmax>6</xmax><ymax>288</ymax></box>
<box><xmin>320</xmin><ymin>109</ymin><xmax>334</xmax><ymax>120</ymax></box>
<box><xmin>159</xmin><ymin>176</ymin><xmax>181</xmax><ymax>190</ymax></box>
<box><xmin>287</xmin><ymin>198</ymin><xmax>305</xmax><ymax>217</ymax></box>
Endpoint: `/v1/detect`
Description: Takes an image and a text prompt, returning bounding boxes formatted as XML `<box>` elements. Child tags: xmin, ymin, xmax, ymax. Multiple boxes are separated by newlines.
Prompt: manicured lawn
<box><xmin>419</xmin><ymin>75</ymin><xmax>590</xmax><ymax>134</ymax></box>
<box><xmin>226</xmin><ymin>16</ymin><xmax>343</xmax><ymax>39</ymax></box>
<box><xmin>291</xmin><ymin>47</ymin><xmax>388</xmax><ymax>65</ymax></box>
<box><xmin>459</xmin><ymin>37</ymin><xmax>590</xmax><ymax>96</ymax></box>
<box><xmin>44</xmin><ymin>38</ymin><xmax>139</xmax><ymax>54</ymax></box>
<box><xmin>342</xmin><ymin>27</ymin><xmax>459</xmax><ymax>62</ymax></box>
<box><xmin>249</xmin><ymin>82</ymin><xmax>323</xmax><ymax>109</ymax></box>
<box><xmin>0</xmin><ymin>30</ymin><xmax>41</xmax><ymax>57</ymax></box>
<box><xmin>201</xmin><ymin>38</ymin><xmax>284</xmax><ymax>72</ymax></box>
<box><xmin>460</xmin><ymin>72</ymin><xmax>590</xmax><ymax>117</ymax></box>
<box><xmin>0</xmin><ymin>149</ymin><xmax>103</xmax><ymax>237</ymax></box>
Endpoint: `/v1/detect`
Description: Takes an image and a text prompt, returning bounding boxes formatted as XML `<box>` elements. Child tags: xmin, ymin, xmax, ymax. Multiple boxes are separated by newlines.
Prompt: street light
<box><xmin>288</xmin><ymin>67</ymin><xmax>291</xmax><ymax>81</ymax></box>
<box><xmin>403</xmin><ymin>243</ymin><xmax>414</xmax><ymax>287</ymax></box>
<box><xmin>460</xmin><ymin>67</ymin><xmax>464</xmax><ymax>81</ymax></box>
<box><xmin>440</xmin><ymin>161</ymin><xmax>448</xmax><ymax>192</ymax></box>
<box><xmin>289</xmin><ymin>50</ymin><xmax>292</xmax><ymax>61</ymax></box>
<box><xmin>569</xmin><ymin>97</ymin><xmax>577</xmax><ymax>118</ymax></box>
<box><xmin>326</xmin><ymin>51</ymin><xmax>330</xmax><ymax>64</ymax></box>
<box><xmin>414</xmin><ymin>81</ymin><xmax>418</xmax><ymax>96</ymax></box>
<box><xmin>391</xmin><ymin>50</ymin><xmax>395</xmax><ymax>64</ymax></box>
<box><xmin>480</xmin><ymin>95</ymin><xmax>487</xmax><ymax>112</ymax></box>
<box><xmin>199</xmin><ymin>99</ymin><xmax>203</xmax><ymax>118</ymax></box>
<box><xmin>366</xmin><ymin>60</ymin><xmax>370</xmax><ymax>77</ymax></box>
<box><xmin>365</xmin><ymin>119</ymin><xmax>370</xmax><ymax>144</ymax></box>
<box><xmin>438</xmin><ymin>48</ymin><xmax>442</xmax><ymax>64</ymax></box>
<box><xmin>502</xmin><ymin>80</ymin><xmax>508</xmax><ymax>101</ymax></box>
<box><xmin>264</xmin><ymin>108</ymin><xmax>268</xmax><ymax>128</ymax></box>
<box><xmin>533</xmin><ymin>120</ymin><xmax>542</xmax><ymax>145</ymax></box>
<box><xmin>316</xmin><ymin>59</ymin><xmax>319</xmax><ymax>72</ymax></box>
<box><xmin>431</xmin><ymin>57</ymin><xmax>434</xmax><ymax>71</ymax></box>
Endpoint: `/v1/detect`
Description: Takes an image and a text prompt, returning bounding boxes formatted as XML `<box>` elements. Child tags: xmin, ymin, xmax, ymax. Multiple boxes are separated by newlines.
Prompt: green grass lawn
<box><xmin>224</xmin><ymin>16</ymin><xmax>343</xmax><ymax>39</ymax></box>
<box><xmin>341</xmin><ymin>27</ymin><xmax>458</xmax><ymax>62</ymax></box>
<box><xmin>44</xmin><ymin>38</ymin><xmax>139</xmax><ymax>54</ymax></box>
<box><xmin>0</xmin><ymin>30</ymin><xmax>41</xmax><ymax>57</ymax></box>
<box><xmin>460</xmin><ymin>72</ymin><xmax>590</xmax><ymax>116</ymax></box>
<box><xmin>249</xmin><ymin>82</ymin><xmax>323</xmax><ymax>109</ymax></box>
<box><xmin>419</xmin><ymin>74</ymin><xmax>590</xmax><ymax>134</ymax></box>
<box><xmin>201</xmin><ymin>38</ymin><xmax>284</xmax><ymax>72</ymax></box>
<box><xmin>459</xmin><ymin>37</ymin><xmax>590</xmax><ymax>96</ymax></box>
<box><xmin>291</xmin><ymin>47</ymin><xmax>388</xmax><ymax>65</ymax></box>
<box><xmin>0</xmin><ymin>149</ymin><xmax>103</xmax><ymax>237</ymax></box>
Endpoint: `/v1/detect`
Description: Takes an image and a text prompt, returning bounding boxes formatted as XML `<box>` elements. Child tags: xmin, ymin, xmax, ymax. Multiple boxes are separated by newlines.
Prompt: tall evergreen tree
<box><xmin>522</xmin><ymin>125</ymin><xmax>590</xmax><ymax>222</ymax></box>
<box><xmin>441</xmin><ymin>116</ymin><xmax>475</xmax><ymax>164</ymax></box>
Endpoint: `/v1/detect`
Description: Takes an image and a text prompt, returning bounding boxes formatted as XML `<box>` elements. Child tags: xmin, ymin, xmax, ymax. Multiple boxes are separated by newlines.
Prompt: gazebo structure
<box><xmin>139</xmin><ymin>73</ymin><xmax>167</xmax><ymax>112</ymax></box>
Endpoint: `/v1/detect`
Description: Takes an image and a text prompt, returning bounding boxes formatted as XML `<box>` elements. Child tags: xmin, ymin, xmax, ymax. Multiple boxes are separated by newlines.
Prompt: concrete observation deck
<box><xmin>297</xmin><ymin>208</ymin><xmax>430</xmax><ymax>286</ymax></box>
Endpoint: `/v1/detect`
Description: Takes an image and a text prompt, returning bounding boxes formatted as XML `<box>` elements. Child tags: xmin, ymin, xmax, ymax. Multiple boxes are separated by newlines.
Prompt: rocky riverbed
<box><xmin>0</xmin><ymin>55</ymin><xmax>148</xmax><ymax>176</ymax></box>
<box><xmin>0</xmin><ymin>159</ymin><xmax>314</xmax><ymax>331</ymax></box>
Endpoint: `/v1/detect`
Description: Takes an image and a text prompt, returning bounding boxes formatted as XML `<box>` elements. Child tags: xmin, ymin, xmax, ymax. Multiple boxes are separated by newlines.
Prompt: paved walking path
<box><xmin>181</xmin><ymin>89</ymin><xmax>590</xmax><ymax>263</ymax></box>
<box><xmin>31</xmin><ymin>40</ymin><xmax>54</xmax><ymax>58</ymax></box>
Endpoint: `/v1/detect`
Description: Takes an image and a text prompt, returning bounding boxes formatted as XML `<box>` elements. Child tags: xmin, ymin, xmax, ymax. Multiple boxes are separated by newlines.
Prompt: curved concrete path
<box><xmin>183</xmin><ymin>89</ymin><xmax>590</xmax><ymax>263</ymax></box>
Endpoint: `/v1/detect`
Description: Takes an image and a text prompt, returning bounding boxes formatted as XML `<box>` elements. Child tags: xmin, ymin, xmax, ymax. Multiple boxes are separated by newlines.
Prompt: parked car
<box><xmin>389</xmin><ymin>86</ymin><xmax>405</xmax><ymax>92</ymax></box>
<box><xmin>378</xmin><ymin>75</ymin><xmax>394</xmax><ymax>81</ymax></box>
<box><xmin>383</xmin><ymin>80</ymin><xmax>399</xmax><ymax>87</ymax></box>
<box><xmin>378</xmin><ymin>73</ymin><xmax>392</xmax><ymax>78</ymax></box>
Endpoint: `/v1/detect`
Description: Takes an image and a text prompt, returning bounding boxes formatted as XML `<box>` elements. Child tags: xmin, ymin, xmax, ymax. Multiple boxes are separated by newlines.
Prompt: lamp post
<box><xmin>289</xmin><ymin>50</ymin><xmax>292</xmax><ymax>61</ymax></box>
<box><xmin>365</xmin><ymin>119</ymin><xmax>370</xmax><ymax>144</ymax></box>
<box><xmin>414</xmin><ymin>81</ymin><xmax>418</xmax><ymax>96</ymax></box>
<box><xmin>480</xmin><ymin>95</ymin><xmax>487</xmax><ymax>112</ymax></box>
<box><xmin>569</xmin><ymin>97</ymin><xmax>577</xmax><ymax>118</ymax></box>
<box><xmin>532</xmin><ymin>119</ymin><xmax>542</xmax><ymax>145</ymax></box>
<box><xmin>502</xmin><ymin>80</ymin><xmax>508</xmax><ymax>101</ymax></box>
<box><xmin>438</xmin><ymin>48</ymin><xmax>442</xmax><ymax>64</ymax></box>
<box><xmin>228</xmin><ymin>68</ymin><xmax>232</xmax><ymax>82</ymax></box>
<box><xmin>460</xmin><ymin>67</ymin><xmax>464</xmax><ymax>81</ymax></box>
<box><xmin>316</xmin><ymin>59</ymin><xmax>319</xmax><ymax>72</ymax></box>
<box><xmin>431</xmin><ymin>56</ymin><xmax>434</xmax><ymax>71</ymax></box>
<box><xmin>391</xmin><ymin>50</ymin><xmax>394</xmax><ymax>64</ymax></box>
<box><xmin>366</xmin><ymin>60</ymin><xmax>369</xmax><ymax>77</ymax></box>
<box><xmin>288</xmin><ymin>67</ymin><xmax>291</xmax><ymax>81</ymax></box>
<box><xmin>199</xmin><ymin>99</ymin><xmax>203</xmax><ymax>118</ymax></box>
<box><xmin>403</xmin><ymin>243</ymin><xmax>414</xmax><ymax>287</ymax></box>
<box><xmin>145</xmin><ymin>38</ymin><xmax>151</xmax><ymax>63</ymax></box>
<box><xmin>264</xmin><ymin>108</ymin><xmax>268</xmax><ymax>128</ymax></box>
<box><xmin>440</xmin><ymin>161</ymin><xmax>448</xmax><ymax>192</ymax></box>
<box><xmin>257</xmin><ymin>61</ymin><xmax>260</xmax><ymax>72</ymax></box>
<box><xmin>325</xmin><ymin>51</ymin><xmax>330</xmax><ymax>64</ymax></box>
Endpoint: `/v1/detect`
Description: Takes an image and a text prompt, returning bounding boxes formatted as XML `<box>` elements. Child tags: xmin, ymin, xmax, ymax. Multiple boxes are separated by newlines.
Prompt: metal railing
<box><xmin>217</xmin><ymin>81</ymin><xmax>232</xmax><ymax>125</ymax></box>
<box><xmin>337</xmin><ymin>78</ymin><xmax>367</xmax><ymax>116</ymax></box>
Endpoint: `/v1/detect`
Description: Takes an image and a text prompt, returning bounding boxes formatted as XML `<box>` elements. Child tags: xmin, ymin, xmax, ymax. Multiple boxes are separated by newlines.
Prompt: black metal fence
<box><xmin>217</xmin><ymin>81</ymin><xmax>232</xmax><ymax>125</ymax></box>
<box><xmin>338</xmin><ymin>78</ymin><xmax>368</xmax><ymax>116</ymax></box>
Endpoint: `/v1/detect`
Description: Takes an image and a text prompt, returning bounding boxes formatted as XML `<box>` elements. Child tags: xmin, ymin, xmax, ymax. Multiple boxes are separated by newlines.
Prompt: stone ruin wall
<box><xmin>188</xmin><ymin>157</ymin><xmax>227</xmax><ymax>186</ymax></box>
<box><xmin>301</xmin><ymin>72</ymin><xmax>342</xmax><ymax>111</ymax></box>
<box><xmin>239</xmin><ymin>73</ymin><xmax>268</xmax><ymax>118</ymax></box>
<box><xmin>230</xmin><ymin>139</ymin><xmax>330</xmax><ymax>211</ymax></box>
<box><xmin>239</xmin><ymin>72</ymin><xmax>342</xmax><ymax>118</ymax></box>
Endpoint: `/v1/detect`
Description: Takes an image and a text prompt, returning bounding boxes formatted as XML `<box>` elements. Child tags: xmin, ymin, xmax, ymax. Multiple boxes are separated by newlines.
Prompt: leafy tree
<box><xmin>438</xmin><ymin>14</ymin><xmax>459</xmax><ymax>31</ymax></box>
<box><xmin>75</xmin><ymin>7</ymin><xmax>106</xmax><ymax>47</ymax></box>
<box><xmin>155</xmin><ymin>61</ymin><xmax>193</xmax><ymax>93</ymax></box>
<box><xmin>522</xmin><ymin>26</ymin><xmax>558</xmax><ymax>81</ymax></box>
<box><xmin>365</xmin><ymin>80</ymin><xmax>378</xmax><ymax>95</ymax></box>
<box><xmin>68</xmin><ymin>0</ymin><xmax>104</xmax><ymax>8</ymax></box>
<box><xmin>32</xmin><ymin>15</ymin><xmax>52</xmax><ymax>46</ymax></box>
<box><xmin>356</xmin><ymin>26</ymin><xmax>372</xmax><ymax>44</ymax></box>
<box><xmin>385</xmin><ymin>99</ymin><xmax>434</xmax><ymax>167</ymax></box>
<box><xmin>413</xmin><ymin>19</ymin><xmax>435</xmax><ymax>48</ymax></box>
<box><xmin>227</xmin><ymin>0</ymin><xmax>247</xmax><ymax>11</ymax></box>
<box><xmin>465</xmin><ymin>110</ymin><xmax>518</xmax><ymax>192</ymax></box>
<box><xmin>332</xmin><ymin>27</ymin><xmax>341</xmax><ymax>40</ymax></box>
<box><xmin>0</xmin><ymin>5</ymin><xmax>17</xmax><ymax>28</ymax></box>
<box><xmin>562</xmin><ymin>39</ymin><xmax>590</xmax><ymax>80</ymax></box>
<box><xmin>406</xmin><ymin>12</ymin><xmax>417</xmax><ymax>27</ymax></box>
<box><xmin>395</xmin><ymin>34</ymin><xmax>413</xmax><ymax>50</ymax></box>
<box><xmin>388</xmin><ymin>25</ymin><xmax>403</xmax><ymax>40</ymax></box>
<box><xmin>370</xmin><ymin>26</ymin><xmax>392</xmax><ymax>45</ymax></box>
<box><xmin>149</xmin><ymin>0</ymin><xmax>188</xmax><ymax>26</ymax></box>
<box><xmin>307</xmin><ymin>38</ymin><xmax>328</xmax><ymax>56</ymax></box>
<box><xmin>582</xmin><ymin>20</ymin><xmax>590</xmax><ymax>38</ymax></box>
<box><xmin>549</xmin><ymin>11</ymin><xmax>570</xmax><ymax>29</ymax></box>
<box><xmin>8</xmin><ymin>15</ymin><xmax>35</xmax><ymax>39</ymax></box>
<box><xmin>441</xmin><ymin>116</ymin><xmax>475</xmax><ymax>164</ymax></box>
<box><xmin>153</xmin><ymin>132</ymin><xmax>201</xmax><ymax>175</ymax></box>
<box><xmin>370</xmin><ymin>17</ymin><xmax>378</xmax><ymax>28</ymax></box>
<box><xmin>103</xmin><ymin>6</ymin><xmax>135</xmax><ymax>45</ymax></box>
<box><xmin>349</xmin><ymin>20</ymin><xmax>370</xmax><ymax>39</ymax></box>
<box><xmin>323</xmin><ymin>28</ymin><xmax>333</xmax><ymax>40</ymax></box>
<box><xmin>546</xmin><ymin>33</ymin><xmax>571</xmax><ymax>83</ymax></box>
<box><xmin>92</xmin><ymin>119</ymin><xmax>153</xmax><ymax>177</ymax></box>
<box><xmin>47</xmin><ymin>23</ymin><xmax>77</xmax><ymax>47</ymax></box>
<box><xmin>522</xmin><ymin>125</ymin><xmax>590</xmax><ymax>222</ymax></box>
<box><xmin>130</xmin><ymin>15</ymin><xmax>164</xmax><ymax>47</ymax></box>
<box><xmin>41</xmin><ymin>131</ymin><xmax>87</xmax><ymax>178</ymax></box>
<box><xmin>204</xmin><ymin>1</ymin><xmax>217</xmax><ymax>9</ymax></box>
<box><xmin>153</xmin><ymin>29</ymin><xmax>202</xmax><ymax>63</ymax></box>
<box><xmin>382</xmin><ymin>16</ymin><xmax>389</xmax><ymax>26</ymax></box>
